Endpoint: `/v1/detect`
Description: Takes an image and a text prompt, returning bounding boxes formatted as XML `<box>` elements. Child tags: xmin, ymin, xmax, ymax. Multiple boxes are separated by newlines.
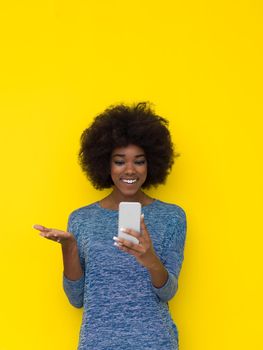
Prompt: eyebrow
<box><xmin>112</xmin><ymin>154</ymin><xmax>145</xmax><ymax>158</ymax></box>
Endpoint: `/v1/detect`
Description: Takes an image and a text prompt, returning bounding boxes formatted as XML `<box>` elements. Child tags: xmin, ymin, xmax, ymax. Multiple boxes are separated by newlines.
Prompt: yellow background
<box><xmin>0</xmin><ymin>1</ymin><xmax>262</xmax><ymax>349</ymax></box>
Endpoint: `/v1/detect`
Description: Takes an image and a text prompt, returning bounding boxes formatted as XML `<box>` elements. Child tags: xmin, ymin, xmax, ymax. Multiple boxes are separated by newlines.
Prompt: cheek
<box><xmin>110</xmin><ymin>162</ymin><xmax>117</xmax><ymax>172</ymax></box>
<box><xmin>140</xmin><ymin>165</ymin><xmax>147</xmax><ymax>177</ymax></box>
<box><xmin>110</xmin><ymin>164</ymin><xmax>122</xmax><ymax>176</ymax></box>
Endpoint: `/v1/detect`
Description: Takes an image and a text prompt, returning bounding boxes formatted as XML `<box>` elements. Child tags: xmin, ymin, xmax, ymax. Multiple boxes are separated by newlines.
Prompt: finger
<box><xmin>114</xmin><ymin>242</ymin><xmax>142</xmax><ymax>257</ymax></box>
<box><xmin>120</xmin><ymin>227</ymin><xmax>141</xmax><ymax>238</ymax></box>
<box><xmin>119</xmin><ymin>228</ymin><xmax>146</xmax><ymax>246</ymax></box>
<box><xmin>45</xmin><ymin>236</ymin><xmax>61</xmax><ymax>243</ymax></box>
<box><xmin>140</xmin><ymin>216</ymin><xmax>151</xmax><ymax>240</ymax></box>
<box><xmin>39</xmin><ymin>232</ymin><xmax>61</xmax><ymax>243</ymax></box>
<box><xmin>113</xmin><ymin>236</ymin><xmax>144</xmax><ymax>253</ymax></box>
<box><xmin>119</xmin><ymin>229</ymin><xmax>145</xmax><ymax>245</ymax></box>
<box><xmin>33</xmin><ymin>224</ymin><xmax>51</xmax><ymax>232</ymax></box>
<box><xmin>52</xmin><ymin>233</ymin><xmax>60</xmax><ymax>242</ymax></box>
<box><xmin>140</xmin><ymin>215</ymin><xmax>147</xmax><ymax>235</ymax></box>
<box><xmin>36</xmin><ymin>226</ymin><xmax>64</xmax><ymax>237</ymax></box>
<box><xmin>39</xmin><ymin>232</ymin><xmax>53</xmax><ymax>239</ymax></box>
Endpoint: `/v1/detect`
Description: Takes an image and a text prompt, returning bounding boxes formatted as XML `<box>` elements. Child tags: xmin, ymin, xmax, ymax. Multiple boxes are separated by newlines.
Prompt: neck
<box><xmin>110</xmin><ymin>189</ymin><xmax>146</xmax><ymax>204</ymax></box>
<box><xmin>100</xmin><ymin>189</ymin><xmax>153</xmax><ymax>210</ymax></box>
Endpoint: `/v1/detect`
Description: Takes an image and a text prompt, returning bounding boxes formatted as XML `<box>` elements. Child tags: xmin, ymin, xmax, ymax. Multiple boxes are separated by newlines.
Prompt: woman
<box><xmin>33</xmin><ymin>102</ymin><xmax>187</xmax><ymax>350</ymax></box>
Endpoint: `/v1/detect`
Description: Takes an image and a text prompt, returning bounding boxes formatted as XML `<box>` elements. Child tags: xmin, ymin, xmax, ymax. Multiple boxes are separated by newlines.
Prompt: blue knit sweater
<box><xmin>63</xmin><ymin>199</ymin><xmax>187</xmax><ymax>350</ymax></box>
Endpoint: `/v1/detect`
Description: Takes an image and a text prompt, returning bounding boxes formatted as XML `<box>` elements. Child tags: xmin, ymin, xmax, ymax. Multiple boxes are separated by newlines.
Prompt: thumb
<box><xmin>140</xmin><ymin>214</ymin><xmax>147</xmax><ymax>234</ymax></box>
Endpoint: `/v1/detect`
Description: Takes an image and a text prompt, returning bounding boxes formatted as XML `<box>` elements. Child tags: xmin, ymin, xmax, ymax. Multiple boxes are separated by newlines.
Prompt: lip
<box><xmin>120</xmin><ymin>178</ymin><xmax>138</xmax><ymax>184</ymax></box>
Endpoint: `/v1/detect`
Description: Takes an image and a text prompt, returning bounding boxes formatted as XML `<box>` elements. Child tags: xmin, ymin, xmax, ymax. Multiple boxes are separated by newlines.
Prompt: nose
<box><xmin>124</xmin><ymin>162</ymin><xmax>136</xmax><ymax>174</ymax></box>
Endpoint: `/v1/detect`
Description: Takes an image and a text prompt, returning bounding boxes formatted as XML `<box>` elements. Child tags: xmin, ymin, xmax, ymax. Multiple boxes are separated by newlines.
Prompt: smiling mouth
<box><xmin>121</xmin><ymin>179</ymin><xmax>138</xmax><ymax>184</ymax></box>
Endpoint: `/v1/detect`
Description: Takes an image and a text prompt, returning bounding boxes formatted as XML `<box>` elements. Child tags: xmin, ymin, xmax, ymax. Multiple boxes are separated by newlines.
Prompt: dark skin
<box><xmin>33</xmin><ymin>144</ymin><xmax>169</xmax><ymax>288</ymax></box>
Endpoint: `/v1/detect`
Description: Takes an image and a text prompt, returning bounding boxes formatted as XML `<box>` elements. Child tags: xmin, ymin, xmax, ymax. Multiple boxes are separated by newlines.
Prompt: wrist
<box><xmin>147</xmin><ymin>256</ymin><xmax>169</xmax><ymax>289</ymax></box>
<box><xmin>62</xmin><ymin>237</ymin><xmax>77</xmax><ymax>251</ymax></box>
<box><xmin>146</xmin><ymin>254</ymin><xmax>163</xmax><ymax>271</ymax></box>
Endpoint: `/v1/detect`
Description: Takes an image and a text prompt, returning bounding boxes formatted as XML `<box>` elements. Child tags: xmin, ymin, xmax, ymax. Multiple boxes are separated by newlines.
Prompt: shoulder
<box><xmin>66</xmin><ymin>202</ymin><xmax>107</xmax><ymax>239</ymax></box>
<box><xmin>66</xmin><ymin>201</ymin><xmax>102</xmax><ymax>229</ymax></box>
<box><xmin>150</xmin><ymin>200</ymin><xmax>187</xmax><ymax>241</ymax></box>
<box><xmin>151</xmin><ymin>199</ymin><xmax>186</xmax><ymax>224</ymax></box>
<box><xmin>68</xmin><ymin>201</ymin><xmax>98</xmax><ymax>217</ymax></box>
<box><xmin>154</xmin><ymin>200</ymin><xmax>187</xmax><ymax>248</ymax></box>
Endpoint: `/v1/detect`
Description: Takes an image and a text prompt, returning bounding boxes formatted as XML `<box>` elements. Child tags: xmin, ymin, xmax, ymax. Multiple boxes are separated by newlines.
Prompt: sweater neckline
<box><xmin>94</xmin><ymin>199</ymin><xmax>159</xmax><ymax>213</ymax></box>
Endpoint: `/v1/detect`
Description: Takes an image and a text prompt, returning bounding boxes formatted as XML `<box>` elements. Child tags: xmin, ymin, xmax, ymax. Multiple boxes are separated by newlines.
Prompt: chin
<box><xmin>120</xmin><ymin>190</ymin><xmax>139</xmax><ymax>197</ymax></box>
<box><xmin>116</xmin><ymin>186</ymin><xmax>141</xmax><ymax>197</ymax></box>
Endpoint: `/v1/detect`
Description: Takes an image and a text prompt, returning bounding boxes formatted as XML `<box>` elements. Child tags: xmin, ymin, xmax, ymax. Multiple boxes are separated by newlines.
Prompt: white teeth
<box><xmin>122</xmin><ymin>179</ymin><xmax>137</xmax><ymax>184</ymax></box>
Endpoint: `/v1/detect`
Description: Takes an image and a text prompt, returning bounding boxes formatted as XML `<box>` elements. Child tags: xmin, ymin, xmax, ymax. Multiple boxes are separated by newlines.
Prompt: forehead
<box><xmin>111</xmin><ymin>144</ymin><xmax>145</xmax><ymax>157</ymax></box>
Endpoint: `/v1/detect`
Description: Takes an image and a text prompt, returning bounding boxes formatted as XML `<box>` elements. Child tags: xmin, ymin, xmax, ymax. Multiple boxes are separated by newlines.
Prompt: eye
<box><xmin>135</xmin><ymin>160</ymin><xmax>146</xmax><ymax>165</ymax></box>
<box><xmin>113</xmin><ymin>160</ymin><xmax>124</xmax><ymax>165</ymax></box>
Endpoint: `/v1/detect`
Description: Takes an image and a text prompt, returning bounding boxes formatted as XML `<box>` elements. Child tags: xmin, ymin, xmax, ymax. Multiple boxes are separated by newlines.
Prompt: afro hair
<box><xmin>78</xmin><ymin>102</ymin><xmax>180</xmax><ymax>190</ymax></box>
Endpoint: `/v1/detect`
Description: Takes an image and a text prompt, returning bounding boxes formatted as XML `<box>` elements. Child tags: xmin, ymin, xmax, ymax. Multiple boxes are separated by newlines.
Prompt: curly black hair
<box><xmin>78</xmin><ymin>102</ymin><xmax>180</xmax><ymax>190</ymax></box>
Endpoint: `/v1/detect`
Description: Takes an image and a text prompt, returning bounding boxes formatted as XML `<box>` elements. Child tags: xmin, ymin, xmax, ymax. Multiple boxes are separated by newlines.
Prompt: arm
<box><xmin>147</xmin><ymin>257</ymin><xmax>169</xmax><ymax>289</ymax></box>
<box><xmin>62</xmin><ymin>241</ymin><xmax>85</xmax><ymax>308</ymax></box>
<box><xmin>62</xmin><ymin>238</ymin><xmax>83</xmax><ymax>281</ymax></box>
<box><xmin>114</xmin><ymin>209</ymin><xmax>187</xmax><ymax>303</ymax></box>
<box><xmin>33</xmin><ymin>217</ymin><xmax>85</xmax><ymax>308</ymax></box>
<box><xmin>62</xmin><ymin>213</ymin><xmax>85</xmax><ymax>308</ymax></box>
<box><xmin>151</xmin><ymin>209</ymin><xmax>187</xmax><ymax>302</ymax></box>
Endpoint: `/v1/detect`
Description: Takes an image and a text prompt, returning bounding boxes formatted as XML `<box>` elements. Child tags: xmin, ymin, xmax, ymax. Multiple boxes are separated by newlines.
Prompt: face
<box><xmin>110</xmin><ymin>144</ymin><xmax>147</xmax><ymax>198</ymax></box>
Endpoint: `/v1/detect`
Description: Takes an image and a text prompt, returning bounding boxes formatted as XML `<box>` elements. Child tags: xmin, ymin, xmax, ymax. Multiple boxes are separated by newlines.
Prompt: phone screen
<box><xmin>118</xmin><ymin>202</ymin><xmax>141</xmax><ymax>244</ymax></box>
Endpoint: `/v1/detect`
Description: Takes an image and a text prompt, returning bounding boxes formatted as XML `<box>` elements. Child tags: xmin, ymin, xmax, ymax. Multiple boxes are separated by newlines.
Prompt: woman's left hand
<box><xmin>113</xmin><ymin>214</ymin><xmax>160</xmax><ymax>270</ymax></box>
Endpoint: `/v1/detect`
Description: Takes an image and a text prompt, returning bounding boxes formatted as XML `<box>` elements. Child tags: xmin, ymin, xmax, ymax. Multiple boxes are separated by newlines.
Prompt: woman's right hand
<box><xmin>33</xmin><ymin>224</ymin><xmax>76</xmax><ymax>246</ymax></box>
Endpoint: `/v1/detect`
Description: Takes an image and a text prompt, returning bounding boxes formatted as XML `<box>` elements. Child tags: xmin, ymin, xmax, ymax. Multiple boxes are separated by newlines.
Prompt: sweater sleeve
<box><xmin>152</xmin><ymin>208</ymin><xmax>187</xmax><ymax>302</ymax></box>
<box><xmin>63</xmin><ymin>212</ymin><xmax>85</xmax><ymax>308</ymax></box>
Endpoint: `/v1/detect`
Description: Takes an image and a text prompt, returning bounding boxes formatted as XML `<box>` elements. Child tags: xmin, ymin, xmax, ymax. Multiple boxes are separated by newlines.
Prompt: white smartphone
<box><xmin>118</xmin><ymin>202</ymin><xmax>141</xmax><ymax>244</ymax></box>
